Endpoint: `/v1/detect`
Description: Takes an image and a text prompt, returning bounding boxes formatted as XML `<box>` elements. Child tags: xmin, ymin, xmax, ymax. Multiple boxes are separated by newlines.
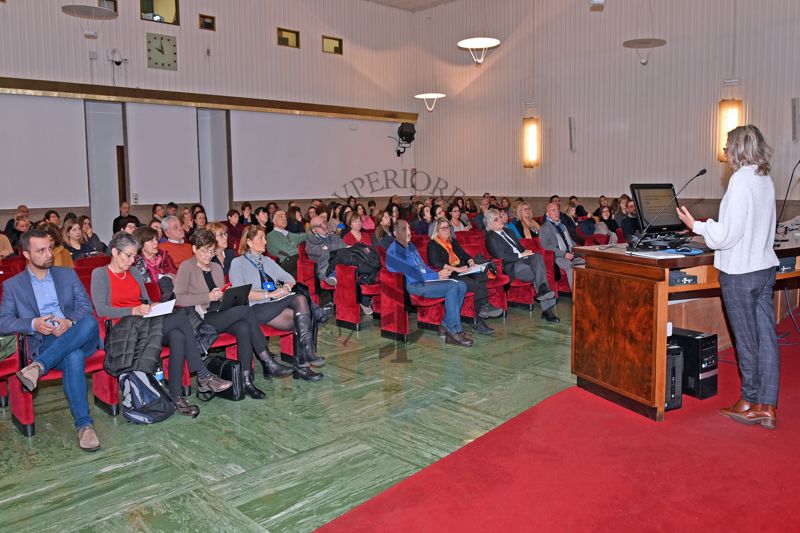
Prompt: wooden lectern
<box><xmin>571</xmin><ymin>241</ymin><xmax>800</xmax><ymax>421</ymax></box>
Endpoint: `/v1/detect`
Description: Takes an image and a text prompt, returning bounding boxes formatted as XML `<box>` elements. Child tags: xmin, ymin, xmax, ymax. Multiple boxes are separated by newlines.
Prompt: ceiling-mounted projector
<box><xmin>589</xmin><ymin>0</ymin><xmax>604</xmax><ymax>11</ymax></box>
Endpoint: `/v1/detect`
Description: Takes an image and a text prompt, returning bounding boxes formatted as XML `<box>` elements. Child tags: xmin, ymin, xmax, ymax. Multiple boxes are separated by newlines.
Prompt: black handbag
<box><xmin>197</xmin><ymin>356</ymin><xmax>245</xmax><ymax>402</ymax></box>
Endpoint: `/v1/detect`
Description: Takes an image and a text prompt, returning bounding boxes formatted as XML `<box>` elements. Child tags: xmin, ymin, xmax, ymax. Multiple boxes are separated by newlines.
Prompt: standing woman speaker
<box><xmin>677</xmin><ymin>125</ymin><xmax>780</xmax><ymax>429</ymax></box>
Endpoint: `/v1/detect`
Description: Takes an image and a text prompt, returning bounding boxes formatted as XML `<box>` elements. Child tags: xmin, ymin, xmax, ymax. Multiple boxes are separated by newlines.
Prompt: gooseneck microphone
<box><xmin>630</xmin><ymin>168</ymin><xmax>707</xmax><ymax>250</ymax></box>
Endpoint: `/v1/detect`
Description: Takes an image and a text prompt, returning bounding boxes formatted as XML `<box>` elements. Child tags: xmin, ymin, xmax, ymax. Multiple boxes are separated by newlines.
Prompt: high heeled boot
<box><xmin>242</xmin><ymin>369</ymin><xmax>266</xmax><ymax>400</ymax></box>
<box><xmin>255</xmin><ymin>348</ymin><xmax>292</xmax><ymax>379</ymax></box>
<box><xmin>294</xmin><ymin>313</ymin><xmax>326</xmax><ymax>367</ymax></box>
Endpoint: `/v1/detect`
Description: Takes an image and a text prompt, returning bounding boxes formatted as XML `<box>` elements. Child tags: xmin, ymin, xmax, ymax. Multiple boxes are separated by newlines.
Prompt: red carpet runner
<box><xmin>321</xmin><ymin>322</ymin><xmax>800</xmax><ymax>532</ymax></box>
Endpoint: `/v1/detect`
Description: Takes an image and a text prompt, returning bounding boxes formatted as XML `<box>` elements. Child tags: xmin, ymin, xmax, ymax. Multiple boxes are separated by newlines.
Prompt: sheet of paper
<box><xmin>458</xmin><ymin>262</ymin><xmax>490</xmax><ymax>276</ymax></box>
<box><xmin>143</xmin><ymin>299</ymin><xmax>175</xmax><ymax>318</ymax></box>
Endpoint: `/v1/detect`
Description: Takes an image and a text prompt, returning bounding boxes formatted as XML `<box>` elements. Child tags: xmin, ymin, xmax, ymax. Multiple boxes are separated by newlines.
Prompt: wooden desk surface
<box><xmin>575</xmin><ymin>232</ymin><xmax>800</xmax><ymax>267</ymax></box>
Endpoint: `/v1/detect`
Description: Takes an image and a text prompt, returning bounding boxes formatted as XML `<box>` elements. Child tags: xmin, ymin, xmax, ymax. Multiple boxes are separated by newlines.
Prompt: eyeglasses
<box><xmin>214</xmin><ymin>232</ymin><xmax>227</xmax><ymax>238</ymax></box>
<box><xmin>196</xmin><ymin>247</ymin><xmax>215</xmax><ymax>256</ymax></box>
<box><xmin>116</xmin><ymin>250</ymin><xmax>136</xmax><ymax>260</ymax></box>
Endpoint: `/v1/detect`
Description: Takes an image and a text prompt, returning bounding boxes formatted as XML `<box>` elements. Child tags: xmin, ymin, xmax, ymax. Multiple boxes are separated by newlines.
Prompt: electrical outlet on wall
<box><xmin>132</xmin><ymin>192</ymin><xmax>139</xmax><ymax>205</ymax></box>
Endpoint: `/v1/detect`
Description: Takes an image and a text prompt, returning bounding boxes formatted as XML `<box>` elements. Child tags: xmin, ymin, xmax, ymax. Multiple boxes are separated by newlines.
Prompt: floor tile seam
<box><xmin>0</xmin><ymin>480</ymin><xmax>204</xmax><ymax>533</ymax></box>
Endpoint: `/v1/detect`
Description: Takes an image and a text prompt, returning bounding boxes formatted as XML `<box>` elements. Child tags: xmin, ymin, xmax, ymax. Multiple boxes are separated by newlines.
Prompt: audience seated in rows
<box><xmin>159</xmin><ymin>216</ymin><xmax>194</xmax><ymax>267</ymax></box>
<box><xmin>7</xmin><ymin>215</ymin><xmax>31</xmax><ymax>251</ymax></box>
<box><xmin>539</xmin><ymin>202</ymin><xmax>586</xmax><ymax>292</ymax></box>
<box><xmin>305</xmin><ymin>216</ymin><xmax>346</xmax><ymax>287</ymax></box>
<box><xmin>132</xmin><ymin>226</ymin><xmax>177</xmax><ymax>294</ymax></box>
<box><xmin>595</xmin><ymin>206</ymin><xmax>620</xmax><ymax>244</ymax></box>
<box><xmin>267</xmin><ymin>210</ymin><xmax>305</xmax><ymax>278</ymax></box>
<box><xmin>484</xmin><ymin>209</ymin><xmax>559</xmax><ymax>323</ymax></box>
<box><xmin>374</xmin><ymin>210</ymin><xmax>395</xmax><ymax>249</ymax></box>
<box><xmin>63</xmin><ymin>219</ymin><xmax>93</xmax><ymax>260</ymax></box>
<box><xmin>174</xmin><ymin>229</ymin><xmax>281</xmax><ymax>400</ymax></box>
<box><xmin>620</xmin><ymin>198</ymin><xmax>641</xmax><ymax>239</ymax></box>
<box><xmin>386</xmin><ymin>219</ymin><xmax>472</xmax><ymax>347</ymax></box>
<box><xmin>514</xmin><ymin>202</ymin><xmax>540</xmax><ymax>239</ymax></box>
<box><xmin>38</xmin><ymin>222</ymin><xmax>73</xmax><ymax>268</ymax></box>
<box><xmin>78</xmin><ymin>216</ymin><xmax>107</xmax><ymax>255</ymax></box>
<box><xmin>224</xmin><ymin>209</ymin><xmax>243</xmax><ymax>249</ymax></box>
<box><xmin>427</xmin><ymin>219</ymin><xmax>503</xmax><ymax>335</ymax></box>
<box><xmin>206</xmin><ymin>222</ymin><xmax>235</xmax><ymax>276</ymax></box>
<box><xmin>0</xmin><ymin>229</ymin><xmax>102</xmax><ymax>450</ymax></box>
<box><xmin>228</xmin><ymin>225</ymin><xmax>324</xmax><ymax>381</ymax></box>
<box><xmin>112</xmin><ymin>202</ymin><xmax>140</xmax><ymax>234</ymax></box>
<box><xmin>92</xmin><ymin>232</ymin><xmax>232</xmax><ymax>419</ymax></box>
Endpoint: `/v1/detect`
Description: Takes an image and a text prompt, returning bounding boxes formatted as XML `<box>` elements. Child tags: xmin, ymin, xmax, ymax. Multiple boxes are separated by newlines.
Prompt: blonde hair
<box><xmin>205</xmin><ymin>221</ymin><xmax>227</xmax><ymax>236</ymax></box>
<box><xmin>516</xmin><ymin>202</ymin><xmax>540</xmax><ymax>231</ymax></box>
<box><xmin>725</xmin><ymin>125</ymin><xmax>772</xmax><ymax>176</ymax></box>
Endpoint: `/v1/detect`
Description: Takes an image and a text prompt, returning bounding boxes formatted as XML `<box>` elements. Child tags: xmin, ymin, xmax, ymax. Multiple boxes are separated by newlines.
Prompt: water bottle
<box><xmin>155</xmin><ymin>369</ymin><xmax>164</xmax><ymax>383</ymax></box>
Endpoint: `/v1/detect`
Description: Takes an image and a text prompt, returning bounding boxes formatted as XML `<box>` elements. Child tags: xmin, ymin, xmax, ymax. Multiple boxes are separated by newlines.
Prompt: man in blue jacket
<box><xmin>386</xmin><ymin>220</ymin><xmax>472</xmax><ymax>347</ymax></box>
<box><xmin>0</xmin><ymin>229</ymin><xmax>101</xmax><ymax>451</ymax></box>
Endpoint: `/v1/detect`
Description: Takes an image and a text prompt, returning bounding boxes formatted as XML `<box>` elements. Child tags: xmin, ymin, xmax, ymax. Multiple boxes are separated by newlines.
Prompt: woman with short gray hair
<box><xmin>92</xmin><ymin>231</ymin><xmax>231</xmax><ymax>417</ymax></box>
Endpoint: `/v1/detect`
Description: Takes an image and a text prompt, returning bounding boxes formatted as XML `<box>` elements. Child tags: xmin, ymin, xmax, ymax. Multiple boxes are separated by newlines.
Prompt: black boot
<box><xmin>293</xmin><ymin>365</ymin><xmax>323</xmax><ymax>382</ymax></box>
<box><xmin>243</xmin><ymin>370</ymin><xmax>266</xmax><ymax>400</ymax></box>
<box><xmin>295</xmin><ymin>313</ymin><xmax>326</xmax><ymax>367</ymax></box>
<box><xmin>255</xmin><ymin>348</ymin><xmax>292</xmax><ymax>379</ymax></box>
<box><xmin>473</xmin><ymin>316</ymin><xmax>495</xmax><ymax>335</ymax></box>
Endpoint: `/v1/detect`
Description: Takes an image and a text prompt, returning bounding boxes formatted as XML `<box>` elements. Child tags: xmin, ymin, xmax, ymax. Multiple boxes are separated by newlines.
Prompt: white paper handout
<box><xmin>143</xmin><ymin>299</ymin><xmax>175</xmax><ymax>318</ymax></box>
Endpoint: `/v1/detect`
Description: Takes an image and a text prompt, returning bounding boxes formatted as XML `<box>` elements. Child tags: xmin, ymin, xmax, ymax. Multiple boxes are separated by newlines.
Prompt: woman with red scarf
<box><xmin>133</xmin><ymin>226</ymin><xmax>178</xmax><ymax>287</ymax></box>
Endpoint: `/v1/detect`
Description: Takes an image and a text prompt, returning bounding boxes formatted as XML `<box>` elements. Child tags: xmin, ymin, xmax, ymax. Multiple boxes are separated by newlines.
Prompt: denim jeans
<box><xmin>407</xmin><ymin>279</ymin><xmax>467</xmax><ymax>333</ymax></box>
<box><xmin>34</xmin><ymin>316</ymin><xmax>100</xmax><ymax>429</ymax></box>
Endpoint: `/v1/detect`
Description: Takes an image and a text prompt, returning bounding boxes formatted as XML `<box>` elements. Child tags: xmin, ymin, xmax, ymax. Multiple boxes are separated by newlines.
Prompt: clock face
<box><xmin>147</xmin><ymin>33</ymin><xmax>177</xmax><ymax>70</ymax></box>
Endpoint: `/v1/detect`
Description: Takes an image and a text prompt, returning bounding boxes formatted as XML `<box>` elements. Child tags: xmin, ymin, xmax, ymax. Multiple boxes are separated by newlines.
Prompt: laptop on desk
<box><xmin>206</xmin><ymin>284</ymin><xmax>251</xmax><ymax>313</ymax></box>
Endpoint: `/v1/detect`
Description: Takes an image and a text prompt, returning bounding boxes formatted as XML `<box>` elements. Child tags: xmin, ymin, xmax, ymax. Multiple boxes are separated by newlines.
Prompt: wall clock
<box><xmin>147</xmin><ymin>32</ymin><xmax>177</xmax><ymax>70</ymax></box>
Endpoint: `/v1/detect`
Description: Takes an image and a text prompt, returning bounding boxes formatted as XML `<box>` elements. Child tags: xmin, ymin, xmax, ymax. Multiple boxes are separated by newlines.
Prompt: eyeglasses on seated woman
<box><xmin>90</xmin><ymin>231</ymin><xmax>231</xmax><ymax>418</ymax></box>
<box><xmin>227</xmin><ymin>225</ymin><xmax>325</xmax><ymax>382</ymax></box>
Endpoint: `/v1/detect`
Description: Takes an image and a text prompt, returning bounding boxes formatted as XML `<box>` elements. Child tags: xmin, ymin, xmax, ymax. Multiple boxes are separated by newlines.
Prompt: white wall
<box><xmin>0</xmin><ymin>94</ymin><xmax>88</xmax><ymax>209</ymax></box>
<box><xmin>0</xmin><ymin>0</ymin><xmax>415</xmax><ymax>112</ymax></box>
<box><xmin>412</xmin><ymin>0</ymin><xmax>800</xmax><ymax>200</ymax></box>
<box><xmin>85</xmin><ymin>101</ymin><xmax>123</xmax><ymax>241</ymax></box>
<box><xmin>197</xmin><ymin>108</ymin><xmax>230</xmax><ymax>222</ymax></box>
<box><xmin>125</xmin><ymin>103</ymin><xmax>200</xmax><ymax>205</ymax></box>
<box><xmin>230</xmin><ymin>111</ymin><xmax>416</xmax><ymax>201</ymax></box>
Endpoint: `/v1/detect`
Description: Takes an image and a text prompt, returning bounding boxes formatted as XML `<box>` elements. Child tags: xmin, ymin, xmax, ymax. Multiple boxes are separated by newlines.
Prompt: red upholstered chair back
<box><xmin>74</xmin><ymin>255</ymin><xmax>111</xmax><ymax>270</ymax></box>
<box><xmin>0</xmin><ymin>256</ymin><xmax>26</xmax><ymax>275</ymax></box>
<box><xmin>410</xmin><ymin>234</ymin><xmax>428</xmax><ymax>251</ymax></box>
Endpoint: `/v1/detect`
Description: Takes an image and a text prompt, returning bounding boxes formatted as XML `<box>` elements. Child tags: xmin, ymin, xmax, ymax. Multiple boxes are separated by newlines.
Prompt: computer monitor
<box><xmin>629</xmin><ymin>183</ymin><xmax>685</xmax><ymax>234</ymax></box>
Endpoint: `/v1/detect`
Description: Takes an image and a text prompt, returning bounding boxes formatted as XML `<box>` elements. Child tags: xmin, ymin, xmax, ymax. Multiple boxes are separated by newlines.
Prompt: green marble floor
<box><xmin>0</xmin><ymin>301</ymin><xmax>575</xmax><ymax>533</ymax></box>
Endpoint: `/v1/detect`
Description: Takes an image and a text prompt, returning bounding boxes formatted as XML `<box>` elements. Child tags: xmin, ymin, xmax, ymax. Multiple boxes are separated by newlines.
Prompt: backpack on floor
<box><xmin>119</xmin><ymin>370</ymin><xmax>176</xmax><ymax>424</ymax></box>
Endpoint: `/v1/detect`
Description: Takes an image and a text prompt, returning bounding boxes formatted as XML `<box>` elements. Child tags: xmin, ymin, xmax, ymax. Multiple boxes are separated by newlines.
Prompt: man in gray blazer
<box><xmin>0</xmin><ymin>229</ymin><xmax>101</xmax><ymax>450</ymax></box>
<box><xmin>538</xmin><ymin>203</ymin><xmax>586</xmax><ymax>291</ymax></box>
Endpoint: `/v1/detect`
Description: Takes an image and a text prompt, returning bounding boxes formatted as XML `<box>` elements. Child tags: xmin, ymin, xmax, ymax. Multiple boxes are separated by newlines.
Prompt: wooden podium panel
<box><xmin>571</xmin><ymin>240</ymin><xmax>800</xmax><ymax>421</ymax></box>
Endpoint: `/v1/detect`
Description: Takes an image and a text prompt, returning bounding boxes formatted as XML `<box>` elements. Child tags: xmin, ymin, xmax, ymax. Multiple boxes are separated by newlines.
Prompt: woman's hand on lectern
<box><xmin>676</xmin><ymin>206</ymin><xmax>695</xmax><ymax>231</ymax></box>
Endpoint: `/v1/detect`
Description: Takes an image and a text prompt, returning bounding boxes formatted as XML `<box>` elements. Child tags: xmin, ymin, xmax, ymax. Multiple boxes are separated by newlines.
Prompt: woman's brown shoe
<box><xmin>175</xmin><ymin>397</ymin><xmax>200</xmax><ymax>418</ymax></box>
<box><xmin>719</xmin><ymin>398</ymin><xmax>752</xmax><ymax>418</ymax></box>
<box><xmin>729</xmin><ymin>403</ymin><xmax>776</xmax><ymax>430</ymax></box>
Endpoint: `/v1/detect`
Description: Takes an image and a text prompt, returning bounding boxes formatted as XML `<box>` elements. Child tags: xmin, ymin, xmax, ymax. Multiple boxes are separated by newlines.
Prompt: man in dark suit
<box><xmin>0</xmin><ymin>229</ymin><xmax>101</xmax><ymax>451</ymax></box>
<box><xmin>484</xmin><ymin>209</ymin><xmax>560</xmax><ymax>323</ymax></box>
<box><xmin>539</xmin><ymin>202</ymin><xmax>586</xmax><ymax>292</ymax></box>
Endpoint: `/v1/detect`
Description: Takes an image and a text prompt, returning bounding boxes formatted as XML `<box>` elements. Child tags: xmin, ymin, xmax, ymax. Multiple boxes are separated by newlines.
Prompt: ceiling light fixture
<box><xmin>622</xmin><ymin>0</ymin><xmax>665</xmax><ymax>66</ymax></box>
<box><xmin>457</xmin><ymin>37</ymin><xmax>501</xmax><ymax>65</ymax></box>
<box><xmin>414</xmin><ymin>92</ymin><xmax>446</xmax><ymax>112</ymax></box>
<box><xmin>61</xmin><ymin>4</ymin><xmax>117</xmax><ymax>39</ymax></box>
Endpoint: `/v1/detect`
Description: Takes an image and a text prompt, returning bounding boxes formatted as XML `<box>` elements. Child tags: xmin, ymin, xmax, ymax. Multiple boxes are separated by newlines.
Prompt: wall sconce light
<box><xmin>718</xmin><ymin>99</ymin><xmax>743</xmax><ymax>162</ymax></box>
<box><xmin>523</xmin><ymin>117</ymin><xmax>542</xmax><ymax>168</ymax></box>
